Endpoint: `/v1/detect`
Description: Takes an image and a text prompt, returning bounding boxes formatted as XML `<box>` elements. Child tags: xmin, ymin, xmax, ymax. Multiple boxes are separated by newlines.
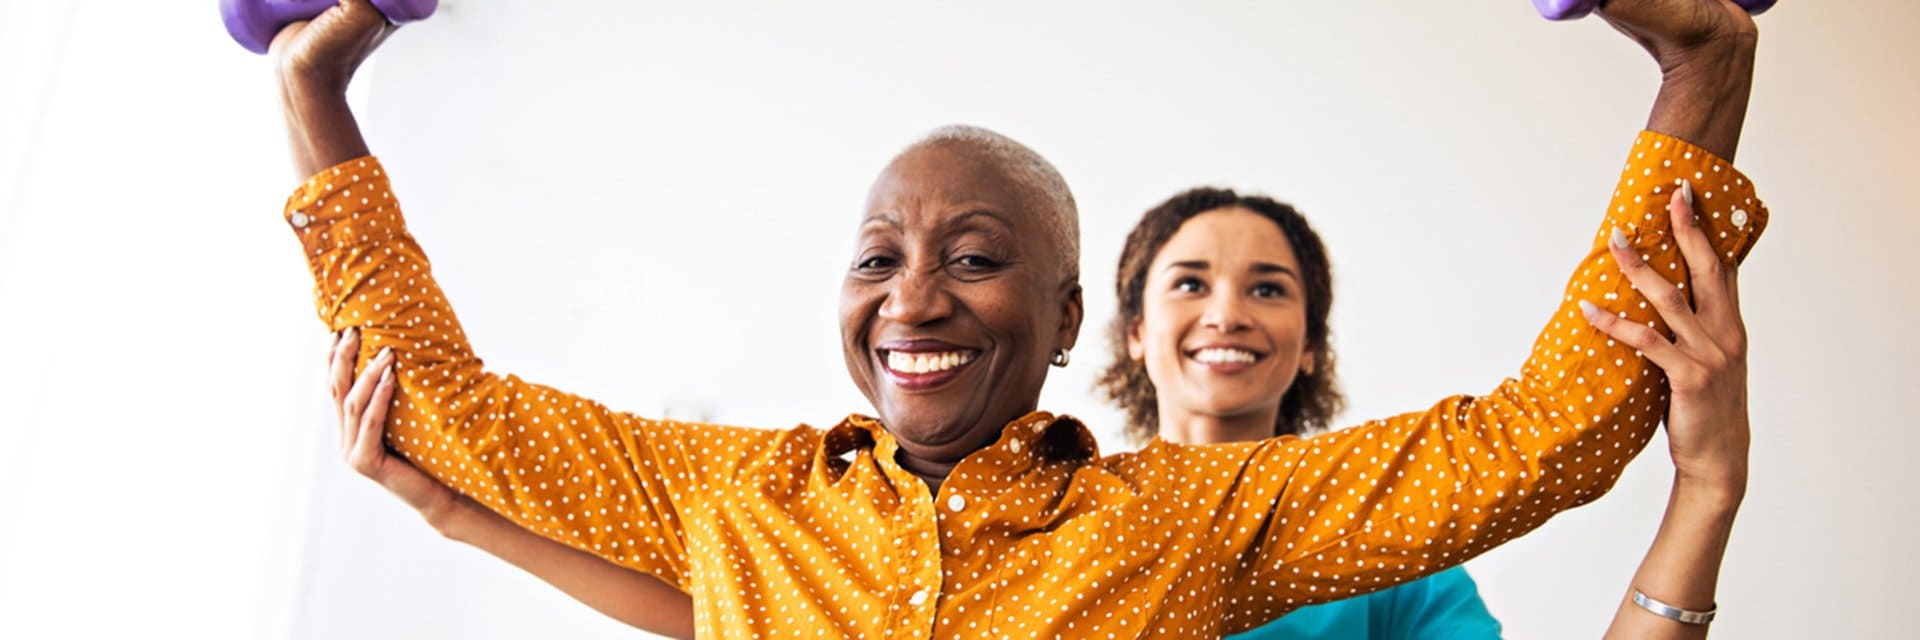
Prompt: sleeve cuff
<box><xmin>1616</xmin><ymin>131</ymin><xmax>1768</xmax><ymax>265</ymax></box>
<box><xmin>282</xmin><ymin>156</ymin><xmax>404</xmax><ymax>258</ymax></box>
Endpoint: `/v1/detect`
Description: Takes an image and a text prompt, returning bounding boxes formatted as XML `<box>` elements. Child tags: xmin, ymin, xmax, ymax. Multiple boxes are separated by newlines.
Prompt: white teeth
<box><xmin>887</xmin><ymin>350</ymin><xmax>976</xmax><ymax>374</ymax></box>
<box><xmin>1192</xmin><ymin>348</ymin><xmax>1258</xmax><ymax>364</ymax></box>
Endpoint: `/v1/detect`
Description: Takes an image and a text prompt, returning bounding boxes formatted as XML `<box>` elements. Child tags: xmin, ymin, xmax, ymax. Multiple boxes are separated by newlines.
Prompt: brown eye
<box><xmin>954</xmin><ymin>255</ymin><xmax>1001</xmax><ymax>269</ymax></box>
<box><xmin>1174</xmin><ymin>276</ymin><xmax>1206</xmax><ymax>294</ymax></box>
<box><xmin>856</xmin><ymin>255</ymin><xmax>898</xmax><ymax>272</ymax></box>
<box><xmin>1252</xmin><ymin>282</ymin><xmax>1288</xmax><ymax>298</ymax></box>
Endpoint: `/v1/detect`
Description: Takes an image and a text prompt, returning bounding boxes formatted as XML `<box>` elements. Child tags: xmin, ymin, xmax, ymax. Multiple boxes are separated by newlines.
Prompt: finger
<box><xmin>1607</xmin><ymin>225</ymin><xmax>1711</xmax><ymax>349</ymax></box>
<box><xmin>329</xmin><ymin>327</ymin><xmax>359</xmax><ymax>405</ymax></box>
<box><xmin>1579</xmin><ymin>299</ymin><xmax>1692</xmax><ymax>372</ymax></box>
<box><xmin>1666</xmin><ymin>184</ymin><xmax>1735</xmax><ymax>329</ymax></box>
<box><xmin>350</xmin><ymin>361</ymin><xmax>399</xmax><ymax>476</ymax></box>
<box><xmin>1721</xmin><ymin>266</ymin><xmax>1747</xmax><ymax>357</ymax></box>
<box><xmin>1724</xmin><ymin>262</ymin><xmax>1742</xmax><ymax>310</ymax></box>
<box><xmin>340</xmin><ymin>346</ymin><xmax>392</xmax><ymax>456</ymax></box>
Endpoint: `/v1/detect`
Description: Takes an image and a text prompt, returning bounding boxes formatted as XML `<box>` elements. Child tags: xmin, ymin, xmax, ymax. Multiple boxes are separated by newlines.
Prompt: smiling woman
<box><xmin>1100</xmin><ymin>189</ymin><xmax>1340</xmax><ymax>447</ymax></box>
<box><xmin>841</xmin><ymin>130</ymin><xmax>1085</xmax><ymax>482</ymax></box>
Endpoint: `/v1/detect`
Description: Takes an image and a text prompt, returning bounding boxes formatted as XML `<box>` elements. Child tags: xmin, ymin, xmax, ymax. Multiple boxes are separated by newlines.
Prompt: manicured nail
<box><xmin>1680</xmin><ymin>180</ymin><xmax>1695</xmax><ymax>208</ymax></box>
<box><xmin>346</xmin><ymin>327</ymin><xmax>358</xmax><ymax>342</ymax></box>
<box><xmin>379</xmin><ymin>365</ymin><xmax>394</xmax><ymax>386</ymax></box>
<box><xmin>376</xmin><ymin>346</ymin><xmax>393</xmax><ymax>362</ymax></box>
<box><xmin>1609</xmin><ymin>226</ymin><xmax>1629</xmax><ymax>250</ymax></box>
<box><xmin>1578</xmin><ymin>300</ymin><xmax>1600</xmax><ymax>317</ymax></box>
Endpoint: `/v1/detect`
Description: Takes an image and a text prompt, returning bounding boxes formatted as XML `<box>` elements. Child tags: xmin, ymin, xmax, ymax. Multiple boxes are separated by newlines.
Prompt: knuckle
<box><xmin>1697</xmin><ymin>256</ymin><xmax>1724</xmax><ymax>278</ymax></box>
<box><xmin>1656</xmin><ymin>287</ymin><xmax>1690</xmax><ymax>311</ymax></box>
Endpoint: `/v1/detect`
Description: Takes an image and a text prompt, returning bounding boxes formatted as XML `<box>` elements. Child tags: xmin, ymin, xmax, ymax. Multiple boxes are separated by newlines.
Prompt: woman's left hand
<box><xmin>1582</xmin><ymin>184</ymin><xmax>1751</xmax><ymax>499</ymax></box>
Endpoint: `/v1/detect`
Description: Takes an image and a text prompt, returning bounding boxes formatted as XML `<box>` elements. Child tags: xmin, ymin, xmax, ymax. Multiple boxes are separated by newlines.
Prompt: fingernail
<box><xmin>346</xmin><ymin>327</ymin><xmax>358</xmax><ymax>342</ymax></box>
<box><xmin>1680</xmin><ymin>180</ymin><xmax>1695</xmax><ymax>208</ymax></box>
<box><xmin>1578</xmin><ymin>300</ymin><xmax>1600</xmax><ymax>317</ymax></box>
<box><xmin>1609</xmin><ymin>226</ymin><xmax>1629</xmax><ymax>250</ymax></box>
<box><xmin>376</xmin><ymin>346</ymin><xmax>393</xmax><ymax>362</ymax></box>
<box><xmin>379</xmin><ymin>365</ymin><xmax>394</xmax><ymax>385</ymax></box>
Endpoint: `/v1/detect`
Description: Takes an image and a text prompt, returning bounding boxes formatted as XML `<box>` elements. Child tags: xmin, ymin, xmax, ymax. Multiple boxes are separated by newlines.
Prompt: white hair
<box><xmin>905</xmin><ymin>124</ymin><xmax>1080</xmax><ymax>281</ymax></box>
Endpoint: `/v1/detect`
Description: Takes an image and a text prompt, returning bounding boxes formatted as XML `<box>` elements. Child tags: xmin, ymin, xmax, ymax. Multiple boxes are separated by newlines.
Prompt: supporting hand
<box><xmin>329</xmin><ymin>328</ymin><xmax>467</xmax><ymax>530</ymax></box>
<box><xmin>1582</xmin><ymin>186</ymin><xmax>1751</xmax><ymax>500</ymax></box>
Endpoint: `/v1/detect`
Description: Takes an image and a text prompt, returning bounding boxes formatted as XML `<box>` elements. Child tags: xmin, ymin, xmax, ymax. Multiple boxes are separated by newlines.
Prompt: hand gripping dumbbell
<box><xmin>221</xmin><ymin>0</ymin><xmax>438</xmax><ymax>54</ymax></box>
<box><xmin>1534</xmin><ymin>0</ymin><xmax>1776</xmax><ymax>21</ymax></box>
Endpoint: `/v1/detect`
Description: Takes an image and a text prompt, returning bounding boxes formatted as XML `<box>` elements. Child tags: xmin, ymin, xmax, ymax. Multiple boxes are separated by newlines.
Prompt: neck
<box><xmin>895</xmin><ymin>453</ymin><xmax>956</xmax><ymax>491</ymax></box>
<box><xmin>1158</xmin><ymin>404</ymin><xmax>1279</xmax><ymax>446</ymax></box>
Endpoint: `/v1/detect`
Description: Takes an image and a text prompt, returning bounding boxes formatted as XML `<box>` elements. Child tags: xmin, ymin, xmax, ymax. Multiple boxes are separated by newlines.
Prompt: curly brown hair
<box><xmin>1096</xmin><ymin>187</ymin><xmax>1343</xmax><ymax>445</ymax></box>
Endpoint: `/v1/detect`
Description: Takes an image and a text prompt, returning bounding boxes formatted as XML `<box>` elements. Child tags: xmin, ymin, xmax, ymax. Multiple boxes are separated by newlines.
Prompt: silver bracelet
<box><xmin>1631</xmin><ymin>589</ymin><xmax>1717</xmax><ymax>625</ymax></box>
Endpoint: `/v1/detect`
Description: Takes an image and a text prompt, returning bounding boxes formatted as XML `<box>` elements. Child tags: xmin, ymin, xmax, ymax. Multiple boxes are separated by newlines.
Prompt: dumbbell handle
<box><xmin>1534</xmin><ymin>0</ymin><xmax>1777</xmax><ymax>21</ymax></box>
<box><xmin>221</xmin><ymin>0</ymin><xmax>438</xmax><ymax>54</ymax></box>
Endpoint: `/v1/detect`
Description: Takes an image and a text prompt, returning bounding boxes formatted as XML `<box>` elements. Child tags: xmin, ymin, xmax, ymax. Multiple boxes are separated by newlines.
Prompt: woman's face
<box><xmin>1130</xmin><ymin>207</ymin><xmax>1313</xmax><ymax>429</ymax></box>
<box><xmin>841</xmin><ymin>142</ymin><xmax>1082</xmax><ymax>466</ymax></box>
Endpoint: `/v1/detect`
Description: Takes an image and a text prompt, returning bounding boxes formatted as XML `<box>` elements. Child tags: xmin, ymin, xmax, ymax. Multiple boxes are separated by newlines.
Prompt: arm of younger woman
<box><xmin>328</xmin><ymin>330</ymin><xmax>697</xmax><ymax>640</ymax></box>
<box><xmin>1587</xmin><ymin>188</ymin><xmax>1752</xmax><ymax>639</ymax></box>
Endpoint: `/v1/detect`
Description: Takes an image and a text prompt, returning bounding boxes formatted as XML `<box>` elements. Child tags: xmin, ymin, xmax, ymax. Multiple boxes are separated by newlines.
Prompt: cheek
<box><xmin>839</xmin><ymin>281</ymin><xmax>881</xmax><ymax>347</ymax></box>
<box><xmin>1136</xmin><ymin>310</ymin><xmax>1186</xmax><ymax>372</ymax></box>
<box><xmin>1262</xmin><ymin>312</ymin><xmax>1312</xmax><ymax>370</ymax></box>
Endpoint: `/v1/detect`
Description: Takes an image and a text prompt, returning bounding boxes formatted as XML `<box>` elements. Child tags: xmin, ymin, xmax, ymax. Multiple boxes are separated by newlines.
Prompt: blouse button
<box><xmin>947</xmin><ymin>495</ymin><xmax>966</xmax><ymax>512</ymax></box>
<box><xmin>290</xmin><ymin>211</ymin><xmax>311</xmax><ymax>228</ymax></box>
<box><xmin>1730</xmin><ymin>208</ymin><xmax>1749</xmax><ymax>229</ymax></box>
<box><xmin>908</xmin><ymin>590</ymin><xmax>929</xmax><ymax>606</ymax></box>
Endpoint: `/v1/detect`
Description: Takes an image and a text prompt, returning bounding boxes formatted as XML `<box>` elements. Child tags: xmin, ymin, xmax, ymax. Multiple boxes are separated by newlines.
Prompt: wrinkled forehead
<box><xmin>861</xmin><ymin>143</ymin><xmax>1044</xmax><ymax>232</ymax></box>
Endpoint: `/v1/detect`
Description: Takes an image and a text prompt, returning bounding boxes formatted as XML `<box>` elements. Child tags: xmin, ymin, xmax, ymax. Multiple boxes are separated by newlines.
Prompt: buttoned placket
<box><xmin>856</xmin><ymin>422</ymin><xmax>945</xmax><ymax>639</ymax></box>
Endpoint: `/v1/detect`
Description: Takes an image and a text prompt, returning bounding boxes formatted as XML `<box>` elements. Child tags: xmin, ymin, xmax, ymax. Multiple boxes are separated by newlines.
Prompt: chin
<box><xmin>880</xmin><ymin>401</ymin><xmax>982</xmax><ymax>448</ymax></box>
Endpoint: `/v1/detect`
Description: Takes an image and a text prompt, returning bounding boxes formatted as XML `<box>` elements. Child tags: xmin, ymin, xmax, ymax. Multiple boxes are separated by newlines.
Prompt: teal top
<box><xmin>1230</xmin><ymin>567</ymin><xmax>1502</xmax><ymax>639</ymax></box>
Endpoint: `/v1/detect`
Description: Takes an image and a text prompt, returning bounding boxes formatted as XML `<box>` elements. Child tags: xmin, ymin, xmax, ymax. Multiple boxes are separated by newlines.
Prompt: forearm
<box><xmin>1602</xmin><ymin>476</ymin><xmax>1744</xmax><ymax>639</ymax></box>
<box><xmin>436</xmin><ymin>500</ymin><xmax>698</xmax><ymax>640</ymax></box>
<box><xmin>1644</xmin><ymin>38</ymin><xmax>1757</xmax><ymax>161</ymax></box>
<box><xmin>276</xmin><ymin>75</ymin><xmax>371</xmax><ymax>180</ymax></box>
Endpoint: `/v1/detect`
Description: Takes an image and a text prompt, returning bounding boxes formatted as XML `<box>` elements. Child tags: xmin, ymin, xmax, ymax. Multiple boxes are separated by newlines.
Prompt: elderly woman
<box><xmin>281</xmin><ymin>0</ymin><xmax>1765</xmax><ymax>636</ymax></box>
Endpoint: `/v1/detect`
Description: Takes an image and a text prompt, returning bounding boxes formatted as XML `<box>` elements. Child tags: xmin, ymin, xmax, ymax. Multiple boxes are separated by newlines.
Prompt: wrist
<box><xmin>420</xmin><ymin>494</ymin><xmax>479</xmax><ymax>542</ymax></box>
<box><xmin>1657</xmin><ymin>35</ymin><xmax>1757</xmax><ymax>89</ymax></box>
<box><xmin>1672</xmin><ymin>469</ymin><xmax>1747</xmax><ymax>516</ymax></box>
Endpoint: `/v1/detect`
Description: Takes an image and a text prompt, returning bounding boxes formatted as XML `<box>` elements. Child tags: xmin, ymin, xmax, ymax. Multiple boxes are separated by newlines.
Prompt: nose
<box><xmin>1200</xmin><ymin>291</ymin><xmax>1251</xmax><ymax>334</ymax></box>
<box><xmin>878</xmin><ymin>267</ymin><xmax>954</xmax><ymax>326</ymax></box>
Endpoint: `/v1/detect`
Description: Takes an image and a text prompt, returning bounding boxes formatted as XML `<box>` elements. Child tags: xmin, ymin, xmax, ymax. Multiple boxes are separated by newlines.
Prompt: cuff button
<box><xmin>1730</xmin><ymin>208</ymin><xmax>1749</xmax><ymax>230</ymax></box>
<box><xmin>290</xmin><ymin>211</ymin><xmax>311</xmax><ymax>228</ymax></box>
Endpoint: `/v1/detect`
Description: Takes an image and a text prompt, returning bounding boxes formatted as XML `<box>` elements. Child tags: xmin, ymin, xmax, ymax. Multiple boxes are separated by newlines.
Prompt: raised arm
<box><xmin>1593</xmin><ymin>2</ymin><xmax>1756</xmax><ymax>637</ymax></box>
<box><xmin>270</xmin><ymin>0</ymin><xmax>785</xmax><ymax>588</ymax></box>
<box><xmin>1202</xmin><ymin>1</ymin><xmax>1766</xmax><ymax>631</ymax></box>
<box><xmin>328</xmin><ymin>330</ymin><xmax>696</xmax><ymax>639</ymax></box>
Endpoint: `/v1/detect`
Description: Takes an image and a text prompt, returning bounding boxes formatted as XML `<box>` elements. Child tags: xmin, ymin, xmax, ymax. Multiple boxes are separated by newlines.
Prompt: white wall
<box><xmin>1</xmin><ymin>1</ymin><xmax>1914</xmax><ymax>638</ymax></box>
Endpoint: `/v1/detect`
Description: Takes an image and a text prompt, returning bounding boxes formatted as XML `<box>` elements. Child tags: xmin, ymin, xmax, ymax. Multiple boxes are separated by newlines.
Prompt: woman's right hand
<box><xmin>329</xmin><ymin>328</ymin><xmax>468</xmax><ymax>530</ymax></box>
<box><xmin>1597</xmin><ymin>0</ymin><xmax>1758</xmax><ymax>69</ymax></box>
<box><xmin>269</xmin><ymin>0</ymin><xmax>397</xmax><ymax>95</ymax></box>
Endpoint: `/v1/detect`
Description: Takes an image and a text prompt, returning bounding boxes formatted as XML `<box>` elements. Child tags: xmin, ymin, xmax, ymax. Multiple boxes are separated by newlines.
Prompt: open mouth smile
<box><xmin>1186</xmin><ymin>346</ymin><xmax>1265</xmax><ymax>372</ymax></box>
<box><xmin>878</xmin><ymin>340</ymin><xmax>981</xmax><ymax>391</ymax></box>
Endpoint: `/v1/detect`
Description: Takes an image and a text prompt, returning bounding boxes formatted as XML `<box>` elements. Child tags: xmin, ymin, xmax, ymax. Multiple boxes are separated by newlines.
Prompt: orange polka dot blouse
<box><xmin>282</xmin><ymin>131</ymin><xmax>1765</xmax><ymax>637</ymax></box>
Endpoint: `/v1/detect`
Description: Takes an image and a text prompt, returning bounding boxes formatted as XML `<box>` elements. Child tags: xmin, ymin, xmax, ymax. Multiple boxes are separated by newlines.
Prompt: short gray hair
<box><xmin>905</xmin><ymin>125</ymin><xmax>1080</xmax><ymax>282</ymax></box>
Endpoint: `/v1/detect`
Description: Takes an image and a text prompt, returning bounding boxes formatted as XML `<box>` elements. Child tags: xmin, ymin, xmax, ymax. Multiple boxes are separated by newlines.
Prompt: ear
<box><xmin>1056</xmin><ymin>281</ymin><xmax>1085</xmax><ymax>353</ymax></box>
<box><xmin>1300</xmin><ymin>349</ymin><xmax>1316</xmax><ymax>376</ymax></box>
<box><xmin>1125</xmin><ymin>315</ymin><xmax>1145</xmax><ymax>361</ymax></box>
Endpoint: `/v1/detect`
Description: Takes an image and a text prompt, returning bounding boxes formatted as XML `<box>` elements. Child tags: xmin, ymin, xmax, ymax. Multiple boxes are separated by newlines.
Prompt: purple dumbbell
<box><xmin>1534</xmin><ymin>0</ymin><xmax>1776</xmax><ymax>21</ymax></box>
<box><xmin>221</xmin><ymin>0</ymin><xmax>438</xmax><ymax>54</ymax></box>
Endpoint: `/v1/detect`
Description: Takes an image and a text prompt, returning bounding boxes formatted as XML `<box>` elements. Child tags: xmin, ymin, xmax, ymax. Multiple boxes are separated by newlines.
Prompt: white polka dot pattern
<box><xmin>281</xmin><ymin>131</ymin><xmax>1766</xmax><ymax>637</ymax></box>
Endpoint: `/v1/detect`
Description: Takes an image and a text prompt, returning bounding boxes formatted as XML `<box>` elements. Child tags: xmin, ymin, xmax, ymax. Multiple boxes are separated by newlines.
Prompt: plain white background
<box><xmin>1</xmin><ymin>1</ymin><xmax>1915</xmax><ymax>638</ymax></box>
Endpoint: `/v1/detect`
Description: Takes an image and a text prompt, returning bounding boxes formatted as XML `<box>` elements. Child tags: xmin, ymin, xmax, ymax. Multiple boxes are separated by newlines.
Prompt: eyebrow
<box><xmin>948</xmin><ymin>208</ymin><xmax>1016</xmax><ymax>233</ymax></box>
<box><xmin>1165</xmin><ymin>260</ymin><xmax>1299</xmax><ymax>279</ymax></box>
